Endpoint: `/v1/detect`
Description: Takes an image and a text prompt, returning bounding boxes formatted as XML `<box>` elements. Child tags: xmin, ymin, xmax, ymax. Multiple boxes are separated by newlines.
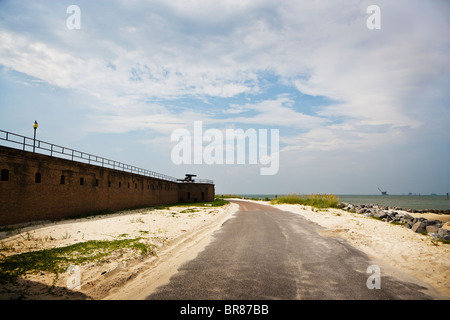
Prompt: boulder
<box><xmin>425</xmin><ymin>219</ymin><xmax>438</xmax><ymax>225</ymax></box>
<box><xmin>387</xmin><ymin>211</ymin><xmax>397</xmax><ymax>217</ymax></box>
<box><xmin>373</xmin><ymin>211</ymin><xmax>388</xmax><ymax>219</ymax></box>
<box><xmin>411</xmin><ymin>221</ymin><xmax>427</xmax><ymax>234</ymax></box>
<box><xmin>401</xmin><ymin>213</ymin><xmax>414</xmax><ymax>222</ymax></box>
<box><xmin>426</xmin><ymin>225</ymin><xmax>440</xmax><ymax>234</ymax></box>
<box><xmin>438</xmin><ymin>228</ymin><xmax>450</xmax><ymax>241</ymax></box>
<box><xmin>404</xmin><ymin>222</ymin><xmax>413</xmax><ymax>229</ymax></box>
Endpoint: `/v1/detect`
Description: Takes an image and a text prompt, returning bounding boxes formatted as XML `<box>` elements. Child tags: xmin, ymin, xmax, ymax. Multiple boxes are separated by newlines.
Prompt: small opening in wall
<box><xmin>95</xmin><ymin>179</ymin><xmax>99</xmax><ymax>187</ymax></box>
<box><xmin>135</xmin><ymin>183</ymin><xmax>137</xmax><ymax>189</ymax></box>
<box><xmin>80</xmin><ymin>177</ymin><xmax>84</xmax><ymax>186</ymax></box>
<box><xmin>119</xmin><ymin>181</ymin><xmax>121</xmax><ymax>188</ymax></box>
<box><xmin>187</xmin><ymin>192</ymin><xmax>190</xmax><ymax>200</ymax></box>
<box><xmin>108</xmin><ymin>180</ymin><xmax>111</xmax><ymax>187</ymax></box>
<box><xmin>1</xmin><ymin>169</ymin><xmax>9</xmax><ymax>182</ymax></box>
<box><xmin>60</xmin><ymin>175</ymin><xmax>66</xmax><ymax>184</ymax></box>
<box><xmin>128</xmin><ymin>182</ymin><xmax>130</xmax><ymax>188</ymax></box>
<box><xmin>35</xmin><ymin>172</ymin><xmax>41</xmax><ymax>183</ymax></box>
<box><xmin>202</xmin><ymin>192</ymin><xmax>205</xmax><ymax>200</ymax></box>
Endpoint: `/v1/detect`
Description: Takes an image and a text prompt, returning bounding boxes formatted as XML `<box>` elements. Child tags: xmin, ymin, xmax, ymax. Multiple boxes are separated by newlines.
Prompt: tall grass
<box><xmin>270</xmin><ymin>194</ymin><xmax>340</xmax><ymax>209</ymax></box>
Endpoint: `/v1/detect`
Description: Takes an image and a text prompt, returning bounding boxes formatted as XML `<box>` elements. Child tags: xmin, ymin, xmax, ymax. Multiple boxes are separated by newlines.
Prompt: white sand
<box><xmin>270</xmin><ymin>202</ymin><xmax>450</xmax><ymax>298</ymax></box>
<box><xmin>0</xmin><ymin>203</ymin><xmax>238</xmax><ymax>299</ymax></box>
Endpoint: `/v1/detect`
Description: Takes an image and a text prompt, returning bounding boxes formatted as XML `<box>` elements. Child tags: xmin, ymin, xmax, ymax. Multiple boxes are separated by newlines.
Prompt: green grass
<box><xmin>170</xmin><ymin>199</ymin><xmax>229</xmax><ymax>207</ymax></box>
<box><xmin>0</xmin><ymin>238</ymin><xmax>155</xmax><ymax>284</ymax></box>
<box><xmin>270</xmin><ymin>194</ymin><xmax>340</xmax><ymax>209</ymax></box>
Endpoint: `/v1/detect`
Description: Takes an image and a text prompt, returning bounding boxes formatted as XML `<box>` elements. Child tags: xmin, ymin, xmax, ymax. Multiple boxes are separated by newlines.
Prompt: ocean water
<box><xmin>234</xmin><ymin>194</ymin><xmax>450</xmax><ymax>211</ymax></box>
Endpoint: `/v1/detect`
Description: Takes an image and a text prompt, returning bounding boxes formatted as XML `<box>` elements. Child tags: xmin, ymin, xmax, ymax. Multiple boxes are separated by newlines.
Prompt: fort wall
<box><xmin>0</xmin><ymin>146</ymin><xmax>214</xmax><ymax>226</ymax></box>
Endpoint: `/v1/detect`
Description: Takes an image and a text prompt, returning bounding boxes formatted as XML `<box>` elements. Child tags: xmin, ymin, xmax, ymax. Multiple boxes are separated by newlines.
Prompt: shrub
<box><xmin>270</xmin><ymin>194</ymin><xmax>340</xmax><ymax>209</ymax></box>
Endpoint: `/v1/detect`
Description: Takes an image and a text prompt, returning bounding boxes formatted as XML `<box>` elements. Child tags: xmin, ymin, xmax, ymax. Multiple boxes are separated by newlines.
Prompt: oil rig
<box><xmin>378</xmin><ymin>187</ymin><xmax>388</xmax><ymax>196</ymax></box>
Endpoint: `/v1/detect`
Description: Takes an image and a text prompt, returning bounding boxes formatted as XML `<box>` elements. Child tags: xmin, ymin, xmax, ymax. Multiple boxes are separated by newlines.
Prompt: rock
<box><xmin>404</xmin><ymin>222</ymin><xmax>413</xmax><ymax>229</ymax></box>
<box><xmin>402</xmin><ymin>213</ymin><xmax>414</xmax><ymax>222</ymax></box>
<box><xmin>428</xmin><ymin>233</ymin><xmax>439</xmax><ymax>240</ymax></box>
<box><xmin>411</xmin><ymin>221</ymin><xmax>427</xmax><ymax>234</ymax></box>
<box><xmin>438</xmin><ymin>228</ymin><xmax>450</xmax><ymax>241</ymax></box>
<box><xmin>426</xmin><ymin>225</ymin><xmax>440</xmax><ymax>234</ymax></box>
<box><xmin>373</xmin><ymin>211</ymin><xmax>388</xmax><ymax>219</ymax></box>
<box><xmin>363</xmin><ymin>212</ymin><xmax>374</xmax><ymax>218</ymax></box>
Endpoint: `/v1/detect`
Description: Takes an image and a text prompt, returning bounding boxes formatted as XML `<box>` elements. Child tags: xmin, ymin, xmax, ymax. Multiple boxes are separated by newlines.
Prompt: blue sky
<box><xmin>0</xmin><ymin>0</ymin><xmax>449</xmax><ymax>194</ymax></box>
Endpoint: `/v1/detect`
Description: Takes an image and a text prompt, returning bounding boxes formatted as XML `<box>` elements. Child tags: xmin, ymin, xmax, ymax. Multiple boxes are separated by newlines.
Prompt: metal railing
<box><xmin>0</xmin><ymin>129</ymin><xmax>213</xmax><ymax>184</ymax></box>
<box><xmin>188</xmin><ymin>179</ymin><xmax>215</xmax><ymax>184</ymax></box>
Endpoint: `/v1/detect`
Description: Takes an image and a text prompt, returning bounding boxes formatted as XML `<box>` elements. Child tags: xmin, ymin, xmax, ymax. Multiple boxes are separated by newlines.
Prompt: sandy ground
<box><xmin>270</xmin><ymin>202</ymin><xmax>450</xmax><ymax>298</ymax></box>
<box><xmin>0</xmin><ymin>199</ymin><xmax>449</xmax><ymax>299</ymax></box>
<box><xmin>0</xmin><ymin>203</ymin><xmax>237</xmax><ymax>300</ymax></box>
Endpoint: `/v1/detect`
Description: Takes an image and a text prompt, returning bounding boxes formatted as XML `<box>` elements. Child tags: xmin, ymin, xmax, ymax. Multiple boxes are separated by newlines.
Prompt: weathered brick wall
<box><xmin>0</xmin><ymin>146</ymin><xmax>214</xmax><ymax>226</ymax></box>
<box><xmin>178</xmin><ymin>182</ymin><xmax>215</xmax><ymax>203</ymax></box>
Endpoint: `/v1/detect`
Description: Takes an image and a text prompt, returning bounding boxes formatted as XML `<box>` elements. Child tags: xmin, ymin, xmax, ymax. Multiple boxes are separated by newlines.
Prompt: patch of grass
<box><xmin>0</xmin><ymin>226</ymin><xmax>16</xmax><ymax>233</ymax></box>
<box><xmin>270</xmin><ymin>194</ymin><xmax>340</xmax><ymax>209</ymax></box>
<box><xmin>152</xmin><ymin>205</ymin><xmax>170</xmax><ymax>210</ymax></box>
<box><xmin>130</xmin><ymin>217</ymin><xmax>145</xmax><ymax>223</ymax></box>
<box><xmin>0</xmin><ymin>238</ymin><xmax>155</xmax><ymax>283</ymax></box>
<box><xmin>171</xmin><ymin>199</ymin><xmax>229</xmax><ymax>207</ymax></box>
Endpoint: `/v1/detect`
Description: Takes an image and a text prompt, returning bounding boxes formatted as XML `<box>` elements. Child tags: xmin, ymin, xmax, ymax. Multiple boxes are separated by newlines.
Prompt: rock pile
<box><xmin>341</xmin><ymin>203</ymin><xmax>450</xmax><ymax>241</ymax></box>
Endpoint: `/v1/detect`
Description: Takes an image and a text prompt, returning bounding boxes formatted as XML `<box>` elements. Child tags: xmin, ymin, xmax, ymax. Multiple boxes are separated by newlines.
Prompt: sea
<box><xmin>234</xmin><ymin>194</ymin><xmax>450</xmax><ymax>211</ymax></box>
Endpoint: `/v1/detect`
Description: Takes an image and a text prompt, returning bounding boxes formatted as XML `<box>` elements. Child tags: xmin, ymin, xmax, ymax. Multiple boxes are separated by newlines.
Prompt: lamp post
<box><xmin>33</xmin><ymin>120</ymin><xmax>38</xmax><ymax>152</ymax></box>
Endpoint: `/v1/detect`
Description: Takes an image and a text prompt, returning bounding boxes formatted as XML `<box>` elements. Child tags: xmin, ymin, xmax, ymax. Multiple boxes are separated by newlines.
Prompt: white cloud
<box><xmin>0</xmin><ymin>0</ymin><xmax>449</xmax><ymax>193</ymax></box>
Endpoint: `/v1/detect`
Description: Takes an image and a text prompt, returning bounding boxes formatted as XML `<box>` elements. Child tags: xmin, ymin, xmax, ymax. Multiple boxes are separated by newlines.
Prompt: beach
<box><xmin>0</xmin><ymin>202</ymin><xmax>238</xmax><ymax>300</ymax></box>
<box><xmin>271</xmin><ymin>202</ymin><xmax>450</xmax><ymax>298</ymax></box>
<box><xmin>0</xmin><ymin>199</ymin><xmax>449</xmax><ymax>299</ymax></box>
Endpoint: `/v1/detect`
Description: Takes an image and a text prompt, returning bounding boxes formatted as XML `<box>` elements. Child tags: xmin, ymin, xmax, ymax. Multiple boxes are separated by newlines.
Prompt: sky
<box><xmin>0</xmin><ymin>0</ymin><xmax>449</xmax><ymax>195</ymax></box>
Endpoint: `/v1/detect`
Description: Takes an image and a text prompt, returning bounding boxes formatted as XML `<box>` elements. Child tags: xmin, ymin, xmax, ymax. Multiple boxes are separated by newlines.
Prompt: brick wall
<box><xmin>178</xmin><ymin>182</ymin><xmax>215</xmax><ymax>203</ymax></box>
<box><xmin>0</xmin><ymin>146</ymin><xmax>214</xmax><ymax>226</ymax></box>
